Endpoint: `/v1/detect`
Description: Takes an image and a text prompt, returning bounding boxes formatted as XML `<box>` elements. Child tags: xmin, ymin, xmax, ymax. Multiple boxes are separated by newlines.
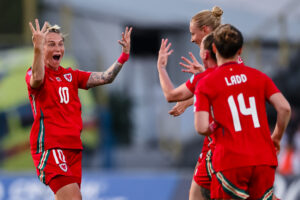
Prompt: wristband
<box><xmin>209</xmin><ymin>121</ymin><xmax>219</xmax><ymax>133</ymax></box>
<box><xmin>117</xmin><ymin>52</ymin><xmax>129</xmax><ymax>64</ymax></box>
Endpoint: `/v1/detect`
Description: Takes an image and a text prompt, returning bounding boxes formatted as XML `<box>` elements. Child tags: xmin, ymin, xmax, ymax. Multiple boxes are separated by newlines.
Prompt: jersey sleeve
<box><xmin>263</xmin><ymin>73</ymin><xmax>280</xmax><ymax>99</ymax></box>
<box><xmin>75</xmin><ymin>70</ymin><xmax>92</xmax><ymax>90</ymax></box>
<box><xmin>25</xmin><ymin>68</ymin><xmax>32</xmax><ymax>88</ymax></box>
<box><xmin>185</xmin><ymin>74</ymin><xmax>196</xmax><ymax>93</ymax></box>
<box><xmin>194</xmin><ymin>82</ymin><xmax>210</xmax><ymax>112</ymax></box>
<box><xmin>186</xmin><ymin>71</ymin><xmax>210</xmax><ymax>94</ymax></box>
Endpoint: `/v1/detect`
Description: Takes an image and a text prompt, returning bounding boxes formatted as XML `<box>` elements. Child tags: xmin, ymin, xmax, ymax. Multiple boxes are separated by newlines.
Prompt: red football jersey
<box><xmin>185</xmin><ymin>67</ymin><xmax>216</xmax><ymax>155</ymax></box>
<box><xmin>25</xmin><ymin>66</ymin><xmax>91</xmax><ymax>153</ymax></box>
<box><xmin>194</xmin><ymin>62</ymin><xmax>280</xmax><ymax>171</ymax></box>
<box><xmin>185</xmin><ymin>68</ymin><xmax>216</xmax><ymax>93</ymax></box>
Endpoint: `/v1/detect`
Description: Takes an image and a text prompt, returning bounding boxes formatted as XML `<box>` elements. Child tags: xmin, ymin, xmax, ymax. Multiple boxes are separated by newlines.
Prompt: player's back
<box><xmin>201</xmin><ymin>62</ymin><xmax>279</xmax><ymax>171</ymax></box>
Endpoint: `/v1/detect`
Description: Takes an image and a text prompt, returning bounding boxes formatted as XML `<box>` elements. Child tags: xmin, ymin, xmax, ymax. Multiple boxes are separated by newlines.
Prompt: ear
<box><xmin>202</xmin><ymin>25</ymin><xmax>212</xmax><ymax>34</ymax></box>
<box><xmin>212</xmin><ymin>43</ymin><xmax>217</xmax><ymax>54</ymax></box>
<box><xmin>237</xmin><ymin>48</ymin><xmax>243</xmax><ymax>55</ymax></box>
<box><xmin>203</xmin><ymin>50</ymin><xmax>209</xmax><ymax>60</ymax></box>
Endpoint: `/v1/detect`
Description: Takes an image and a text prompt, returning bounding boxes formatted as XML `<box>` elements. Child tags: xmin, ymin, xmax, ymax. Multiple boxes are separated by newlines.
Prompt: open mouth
<box><xmin>53</xmin><ymin>55</ymin><xmax>61</xmax><ymax>60</ymax></box>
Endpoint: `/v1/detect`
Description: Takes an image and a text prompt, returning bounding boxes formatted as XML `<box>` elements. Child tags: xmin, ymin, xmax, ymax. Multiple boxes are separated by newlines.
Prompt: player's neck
<box><xmin>216</xmin><ymin>54</ymin><xmax>239</xmax><ymax>66</ymax></box>
<box><xmin>206</xmin><ymin>59</ymin><xmax>217</xmax><ymax>69</ymax></box>
<box><xmin>46</xmin><ymin>65</ymin><xmax>60</xmax><ymax>71</ymax></box>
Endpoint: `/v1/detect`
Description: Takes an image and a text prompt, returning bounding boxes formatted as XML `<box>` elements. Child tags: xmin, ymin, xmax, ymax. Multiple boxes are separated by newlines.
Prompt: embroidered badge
<box><xmin>59</xmin><ymin>163</ymin><xmax>68</xmax><ymax>172</ymax></box>
<box><xmin>63</xmin><ymin>73</ymin><xmax>72</xmax><ymax>82</ymax></box>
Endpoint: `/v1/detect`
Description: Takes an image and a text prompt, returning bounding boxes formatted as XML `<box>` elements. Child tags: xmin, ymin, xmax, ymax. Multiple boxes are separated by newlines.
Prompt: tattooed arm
<box><xmin>86</xmin><ymin>61</ymin><xmax>123</xmax><ymax>88</ymax></box>
<box><xmin>86</xmin><ymin>26</ymin><xmax>132</xmax><ymax>88</ymax></box>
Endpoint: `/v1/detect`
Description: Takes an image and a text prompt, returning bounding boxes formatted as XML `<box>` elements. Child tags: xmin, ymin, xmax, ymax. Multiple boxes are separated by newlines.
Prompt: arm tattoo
<box><xmin>87</xmin><ymin>62</ymin><xmax>123</xmax><ymax>88</ymax></box>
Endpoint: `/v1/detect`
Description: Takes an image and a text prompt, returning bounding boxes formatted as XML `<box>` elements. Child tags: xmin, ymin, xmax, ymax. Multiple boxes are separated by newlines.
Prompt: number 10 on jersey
<box><xmin>227</xmin><ymin>93</ymin><xmax>260</xmax><ymax>132</ymax></box>
<box><xmin>59</xmin><ymin>87</ymin><xmax>69</xmax><ymax>104</ymax></box>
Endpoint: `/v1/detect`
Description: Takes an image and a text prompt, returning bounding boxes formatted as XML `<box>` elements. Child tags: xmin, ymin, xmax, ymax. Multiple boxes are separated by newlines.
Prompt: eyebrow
<box><xmin>47</xmin><ymin>40</ymin><xmax>64</xmax><ymax>43</ymax></box>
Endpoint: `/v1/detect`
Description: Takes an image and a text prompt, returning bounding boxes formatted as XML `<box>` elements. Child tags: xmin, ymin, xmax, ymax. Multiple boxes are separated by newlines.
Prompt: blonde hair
<box><xmin>191</xmin><ymin>6</ymin><xmax>223</xmax><ymax>30</ymax></box>
<box><xmin>47</xmin><ymin>24</ymin><xmax>65</xmax><ymax>41</ymax></box>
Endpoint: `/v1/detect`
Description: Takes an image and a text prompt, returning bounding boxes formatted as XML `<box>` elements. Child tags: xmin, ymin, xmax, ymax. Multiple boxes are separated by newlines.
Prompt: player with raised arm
<box><xmin>194</xmin><ymin>24</ymin><xmax>291</xmax><ymax>199</ymax></box>
<box><xmin>169</xmin><ymin>7</ymin><xmax>223</xmax><ymax>117</ymax></box>
<box><xmin>26</xmin><ymin>19</ymin><xmax>132</xmax><ymax>200</ymax></box>
<box><xmin>157</xmin><ymin>7</ymin><xmax>223</xmax><ymax>200</ymax></box>
<box><xmin>158</xmin><ymin>33</ymin><xmax>218</xmax><ymax>200</ymax></box>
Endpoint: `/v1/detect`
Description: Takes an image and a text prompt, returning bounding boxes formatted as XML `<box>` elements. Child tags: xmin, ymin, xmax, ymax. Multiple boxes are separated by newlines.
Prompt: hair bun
<box><xmin>212</xmin><ymin>6</ymin><xmax>223</xmax><ymax>18</ymax></box>
<box><xmin>47</xmin><ymin>24</ymin><xmax>61</xmax><ymax>31</ymax></box>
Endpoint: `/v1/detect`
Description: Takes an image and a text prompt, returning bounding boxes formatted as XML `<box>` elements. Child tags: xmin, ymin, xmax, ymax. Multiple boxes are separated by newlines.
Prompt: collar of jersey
<box><xmin>219</xmin><ymin>61</ymin><xmax>238</xmax><ymax>68</ymax></box>
<box><xmin>45</xmin><ymin>66</ymin><xmax>63</xmax><ymax>75</ymax></box>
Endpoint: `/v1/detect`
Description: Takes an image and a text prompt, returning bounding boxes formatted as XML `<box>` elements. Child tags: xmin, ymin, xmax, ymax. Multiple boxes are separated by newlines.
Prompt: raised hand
<box><xmin>157</xmin><ymin>38</ymin><xmax>174</xmax><ymax>70</ymax></box>
<box><xmin>29</xmin><ymin>19</ymin><xmax>49</xmax><ymax>50</ymax></box>
<box><xmin>180</xmin><ymin>52</ymin><xmax>205</xmax><ymax>74</ymax></box>
<box><xmin>118</xmin><ymin>26</ymin><xmax>132</xmax><ymax>54</ymax></box>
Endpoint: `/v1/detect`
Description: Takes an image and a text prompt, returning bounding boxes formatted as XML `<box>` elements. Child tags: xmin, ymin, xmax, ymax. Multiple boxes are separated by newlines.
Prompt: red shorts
<box><xmin>211</xmin><ymin>165</ymin><xmax>275</xmax><ymax>199</ymax></box>
<box><xmin>32</xmin><ymin>149</ymin><xmax>82</xmax><ymax>193</ymax></box>
<box><xmin>193</xmin><ymin>149</ymin><xmax>214</xmax><ymax>190</ymax></box>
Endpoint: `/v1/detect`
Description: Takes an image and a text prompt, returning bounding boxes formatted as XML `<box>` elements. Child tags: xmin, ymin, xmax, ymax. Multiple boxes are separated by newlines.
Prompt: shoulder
<box><xmin>193</xmin><ymin>68</ymin><xmax>215</xmax><ymax>83</ymax></box>
<box><xmin>202</xmin><ymin>67</ymin><xmax>220</xmax><ymax>82</ymax></box>
<box><xmin>61</xmin><ymin>66</ymin><xmax>74</xmax><ymax>73</ymax></box>
<box><xmin>195</xmin><ymin>70</ymin><xmax>209</xmax><ymax>79</ymax></box>
<box><xmin>25</xmin><ymin>67</ymin><xmax>32</xmax><ymax>78</ymax></box>
<box><xmin>195</xmin><ymin>72</ymin><xmax>212</xmax><ymax>93</ymax></box>
<box><xmin>243</xmin><ymin>65</ymin><xmax>271</xmax><ymax>80</ymax></box>
<box><xmin>240</xmin><ymin>64</ymin><xmax>261</xmax><ymax>73</ymax></box>
<box><xmin>63</xmin><ymin>66</ymin><xmax>90</xmax><ymax>75</ymax></box>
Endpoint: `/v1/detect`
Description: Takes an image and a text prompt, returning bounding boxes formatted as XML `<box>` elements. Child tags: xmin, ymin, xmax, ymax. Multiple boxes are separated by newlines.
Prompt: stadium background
<box><xmin>0</xmin><ymin>0</ymin><xmax>300</xmax><ymax>199</ymax></box>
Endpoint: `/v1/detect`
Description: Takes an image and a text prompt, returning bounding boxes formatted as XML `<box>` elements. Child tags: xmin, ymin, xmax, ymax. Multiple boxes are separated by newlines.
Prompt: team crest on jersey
<box><xmin>63</xmin><ymin>73</ymin><xmax>72</xmax><ymax>82</ymax></box>
<box><xmin>56</xmin><ymin>77</ymin><xmax>62</xmax><ymax>82</ymax></box>
<box><xmin>59</xmin><ymin>163</ymin><xmax>68</xmax><ymax>172</ymax></box>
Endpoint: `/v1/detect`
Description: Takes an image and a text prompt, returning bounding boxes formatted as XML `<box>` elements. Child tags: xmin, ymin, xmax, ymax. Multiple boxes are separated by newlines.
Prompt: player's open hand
<box><xmin>29</xmin><ymin>19</ymin><xmax>49</xmax><ymax>49</ymax></box>
<box><xmin>168</xmin><ymin>101</ymin><xmax>187</xmax><ymax>117</ymax></box>
<box><xmin>180</xmin><ymin>52</ymin><xmax>205</xmax><ymax>74</ymax></box>
<box><xmin>157</xmin><ymin>38</ymin><xmax>173</xmax><ymax>70</ymax></box>
<box><xmin>118</xmin><ymin>26</ymin><xmax>132</xmax><ymax>54</ymax></box>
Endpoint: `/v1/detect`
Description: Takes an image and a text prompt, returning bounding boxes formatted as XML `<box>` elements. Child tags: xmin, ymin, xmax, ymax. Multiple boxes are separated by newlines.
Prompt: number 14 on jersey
<box><xmin>227</xmin><ymin>93</ymin><xmax>260</xmax><ymax>132</ymax></box>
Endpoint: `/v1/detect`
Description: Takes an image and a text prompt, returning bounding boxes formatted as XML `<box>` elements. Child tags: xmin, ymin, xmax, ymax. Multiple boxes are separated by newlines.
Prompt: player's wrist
<box><xmin>157</xmin><ymin>64</ymin><xmax>167</xmax><ymax>70</ymax></box>
<box><xmin>117</xmin><ymin>52</ymin><xmax>130</xmax><ymax>64</ymax></box>
<box><xmin>271</xmin><ymin>134</ymin><xmax>281</xmax><ymax>143</ymax></box>
<box><xmin>34</xmin><ymin>45</ymin><xmax>44</xmax><ymax>52</ymax></box>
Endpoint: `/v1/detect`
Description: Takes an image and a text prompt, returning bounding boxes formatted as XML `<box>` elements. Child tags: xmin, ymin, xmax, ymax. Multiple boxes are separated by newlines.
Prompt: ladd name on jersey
<box><xmin>225</xmin><ymin>74</ymin><xmax>247</xmax><ymax>86</ymax></box>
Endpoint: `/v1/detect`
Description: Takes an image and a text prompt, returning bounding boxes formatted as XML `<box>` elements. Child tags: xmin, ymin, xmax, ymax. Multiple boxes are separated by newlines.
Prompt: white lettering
<box><xmin>225</xmin><ymin>77</ymin><xmax>232</xmax><ymax>86</ymax></box>
<box><xmin>235</xmin><ymin>75</ymin><xmax>241</xmax><ymax>84</ymax></box>
<box><xmin>59</xmin><ymin>87</ymin><xmax>69</xmax><ymax>104</ymax></box>
<box><xmin>230</xmin><ymin>76</ymin><xmax>237</xmax><ymax>85</ymax></box>
<box><xmin>225</xmin><ymin>74</ymin><xmax>247</xmax><ymax>86</ymax></box>
<box><xmin>241</xmin><ymin>74</ymin><xmax>247</xmax><ymax>82</ymax></box>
